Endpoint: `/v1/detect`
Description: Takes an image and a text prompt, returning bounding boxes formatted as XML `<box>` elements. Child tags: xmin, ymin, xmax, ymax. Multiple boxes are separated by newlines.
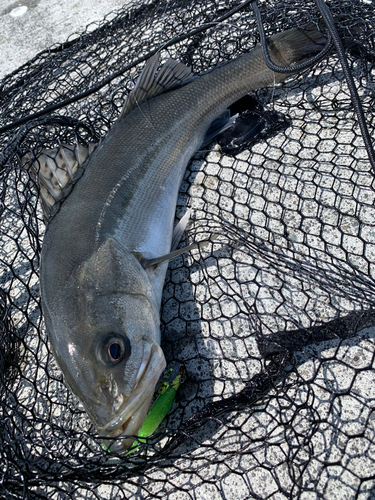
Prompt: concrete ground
<box><xmin>0</xmin><ymin>0</ymin><xmax>131</xmax><ymax>80</ymax></box>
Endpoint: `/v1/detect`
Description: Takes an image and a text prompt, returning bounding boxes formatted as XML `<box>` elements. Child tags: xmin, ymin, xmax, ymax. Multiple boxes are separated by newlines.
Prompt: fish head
<box><xmin>43</xmin><ymin>237</ymin><xmax>166</xmax><ymax>451</ymax></box>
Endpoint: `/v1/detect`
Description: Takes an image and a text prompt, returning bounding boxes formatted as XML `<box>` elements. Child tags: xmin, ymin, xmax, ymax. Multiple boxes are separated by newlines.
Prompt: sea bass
<box><xmin>35</xmin><ymin>26</ymin><xmax>325</xmax><ymax>452</ymax></box>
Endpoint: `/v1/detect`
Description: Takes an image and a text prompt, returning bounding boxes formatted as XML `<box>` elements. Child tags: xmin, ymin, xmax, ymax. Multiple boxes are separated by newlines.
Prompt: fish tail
<box><xmin>267</xmin><ymin>24</ymin><xmax>328</xmax><ymax>69</ymax></box>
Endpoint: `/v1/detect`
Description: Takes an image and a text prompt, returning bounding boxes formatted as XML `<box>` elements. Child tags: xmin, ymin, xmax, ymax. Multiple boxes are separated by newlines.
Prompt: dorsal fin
<box><xmin>119</xmin><ymin>54</ymin><xmax>193</xmax><ymax>119</ymax></box>
<box><xmin>23</xmin><ymin>141</ymin><xmax>98</xmax><ymax>222</ymax></box>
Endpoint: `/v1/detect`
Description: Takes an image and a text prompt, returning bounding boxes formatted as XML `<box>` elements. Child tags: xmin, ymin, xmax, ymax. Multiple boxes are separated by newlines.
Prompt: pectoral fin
<box><xmin>171</xmin><ymin>208</ymin><xmax>192</xmax><ymax>252</ymax></box>
<box><xmin>142</xmin><ymin>234</ymin><xmax>218</xmax><ymax>269</ymax></box>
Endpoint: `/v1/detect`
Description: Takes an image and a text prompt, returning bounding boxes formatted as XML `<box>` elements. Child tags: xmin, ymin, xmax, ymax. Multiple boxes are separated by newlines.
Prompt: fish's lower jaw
<box><xmin>97</xmin><ymin>343</ymin><xmax>166</xmax><ymax>452</ymax></box>
<box><xmin>101</xmin><ymin>392</ymin><xmax>154</xmax><ymax>452</ymax></box>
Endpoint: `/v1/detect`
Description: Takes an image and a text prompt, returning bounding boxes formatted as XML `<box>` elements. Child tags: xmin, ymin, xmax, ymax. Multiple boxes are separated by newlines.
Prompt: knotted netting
<box><xmin>1</xmin><ymin>0</ymin><xmax>375</xmax><ymax>498</ymax></box>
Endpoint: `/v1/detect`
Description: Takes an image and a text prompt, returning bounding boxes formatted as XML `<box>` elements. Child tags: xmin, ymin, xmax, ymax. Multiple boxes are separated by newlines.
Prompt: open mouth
<box><xmin>98</xmin><ymin>343</ymin><xmax>166</xmax><ymax>452</ymax></box>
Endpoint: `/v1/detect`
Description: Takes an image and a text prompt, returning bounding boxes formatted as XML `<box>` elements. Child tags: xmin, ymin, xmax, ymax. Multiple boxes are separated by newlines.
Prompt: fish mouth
<box><xmin>98</xmin><ymin>343</ymin><xmax>166</xmax><ymax>452</ymax></box>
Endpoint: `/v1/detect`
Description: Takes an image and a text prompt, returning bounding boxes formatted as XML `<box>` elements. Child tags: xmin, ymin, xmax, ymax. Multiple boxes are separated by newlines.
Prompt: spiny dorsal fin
<box><xmin>23</xmin><ymin>141</ymin><xmax>98</xmax><ymax>222</ymax></box>
<box><xmin>119</xmin><ymin>54</ymin><xmax>193</xmax><ymax>119</ymax></box>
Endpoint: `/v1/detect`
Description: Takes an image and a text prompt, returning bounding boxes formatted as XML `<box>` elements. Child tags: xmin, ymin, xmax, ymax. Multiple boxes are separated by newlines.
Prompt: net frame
<box><xmin>1</xmin><ymin>0</ymin><xmax>375</xmax><ymax>498</ymax></box>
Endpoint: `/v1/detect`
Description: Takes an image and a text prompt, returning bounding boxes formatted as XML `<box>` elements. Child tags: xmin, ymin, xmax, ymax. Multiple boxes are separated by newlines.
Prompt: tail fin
<box><xmin>268</xmin><ymin>24</ymin><xmax>328</xmax><ymax>69</ymax></box>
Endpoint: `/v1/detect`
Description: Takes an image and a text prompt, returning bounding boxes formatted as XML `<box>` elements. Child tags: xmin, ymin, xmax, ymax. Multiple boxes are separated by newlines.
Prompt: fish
<box><xmin>29</xmin><ymin>25</ymin><xmax>326</xmax><ymax>452</ymax></box>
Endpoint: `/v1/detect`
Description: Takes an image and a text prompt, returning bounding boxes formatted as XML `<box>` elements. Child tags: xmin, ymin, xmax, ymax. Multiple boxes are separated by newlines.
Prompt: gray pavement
<box><xmin>0</xmin><ymin>0</ymin><xmax>129</xmax><ymax>80</ymax></box>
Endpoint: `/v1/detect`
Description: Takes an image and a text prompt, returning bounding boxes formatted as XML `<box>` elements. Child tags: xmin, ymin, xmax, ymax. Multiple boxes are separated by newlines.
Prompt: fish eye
<box><xmin>100</xmin><ymin>334</ymin><xmax>131</xmax><ymax>365</ymax></box>
<box><xmin>108</xmin><ymin>342</ymin><xmax>123</xmax><ymax>362</ymax></box>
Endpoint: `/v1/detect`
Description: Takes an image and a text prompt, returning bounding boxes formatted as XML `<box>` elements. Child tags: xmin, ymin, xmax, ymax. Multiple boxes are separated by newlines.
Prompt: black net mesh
<box><xmin>1</xmin><ymin>0</ymin><xmax>375</xmax><ymax>498</ymax></box>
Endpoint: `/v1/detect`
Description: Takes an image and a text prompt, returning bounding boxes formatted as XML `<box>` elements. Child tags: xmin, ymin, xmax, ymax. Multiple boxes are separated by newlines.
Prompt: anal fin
<box><xmin>217</xmin><ymin>95</ymin><xmax>288</xmax><ymax>155</ymax></box>
<box><xmin>201</xmin><ymin>111</ymin><xmax>238</xmax><ymax>150</ymax></box>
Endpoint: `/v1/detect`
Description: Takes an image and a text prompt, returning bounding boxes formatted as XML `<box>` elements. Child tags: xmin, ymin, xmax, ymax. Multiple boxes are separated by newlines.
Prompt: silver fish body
<box><xmin>39</xmin><ymin>26</ymin><xmax>325</xmax><ymax>451</ymax></box>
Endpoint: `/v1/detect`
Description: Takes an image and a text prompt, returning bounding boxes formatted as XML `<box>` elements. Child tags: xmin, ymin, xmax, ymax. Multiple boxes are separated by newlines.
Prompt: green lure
<box><xmin>103</xmin><ymin>361</ymin><xmax>185</xmax><ymax>454</ymax></box>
